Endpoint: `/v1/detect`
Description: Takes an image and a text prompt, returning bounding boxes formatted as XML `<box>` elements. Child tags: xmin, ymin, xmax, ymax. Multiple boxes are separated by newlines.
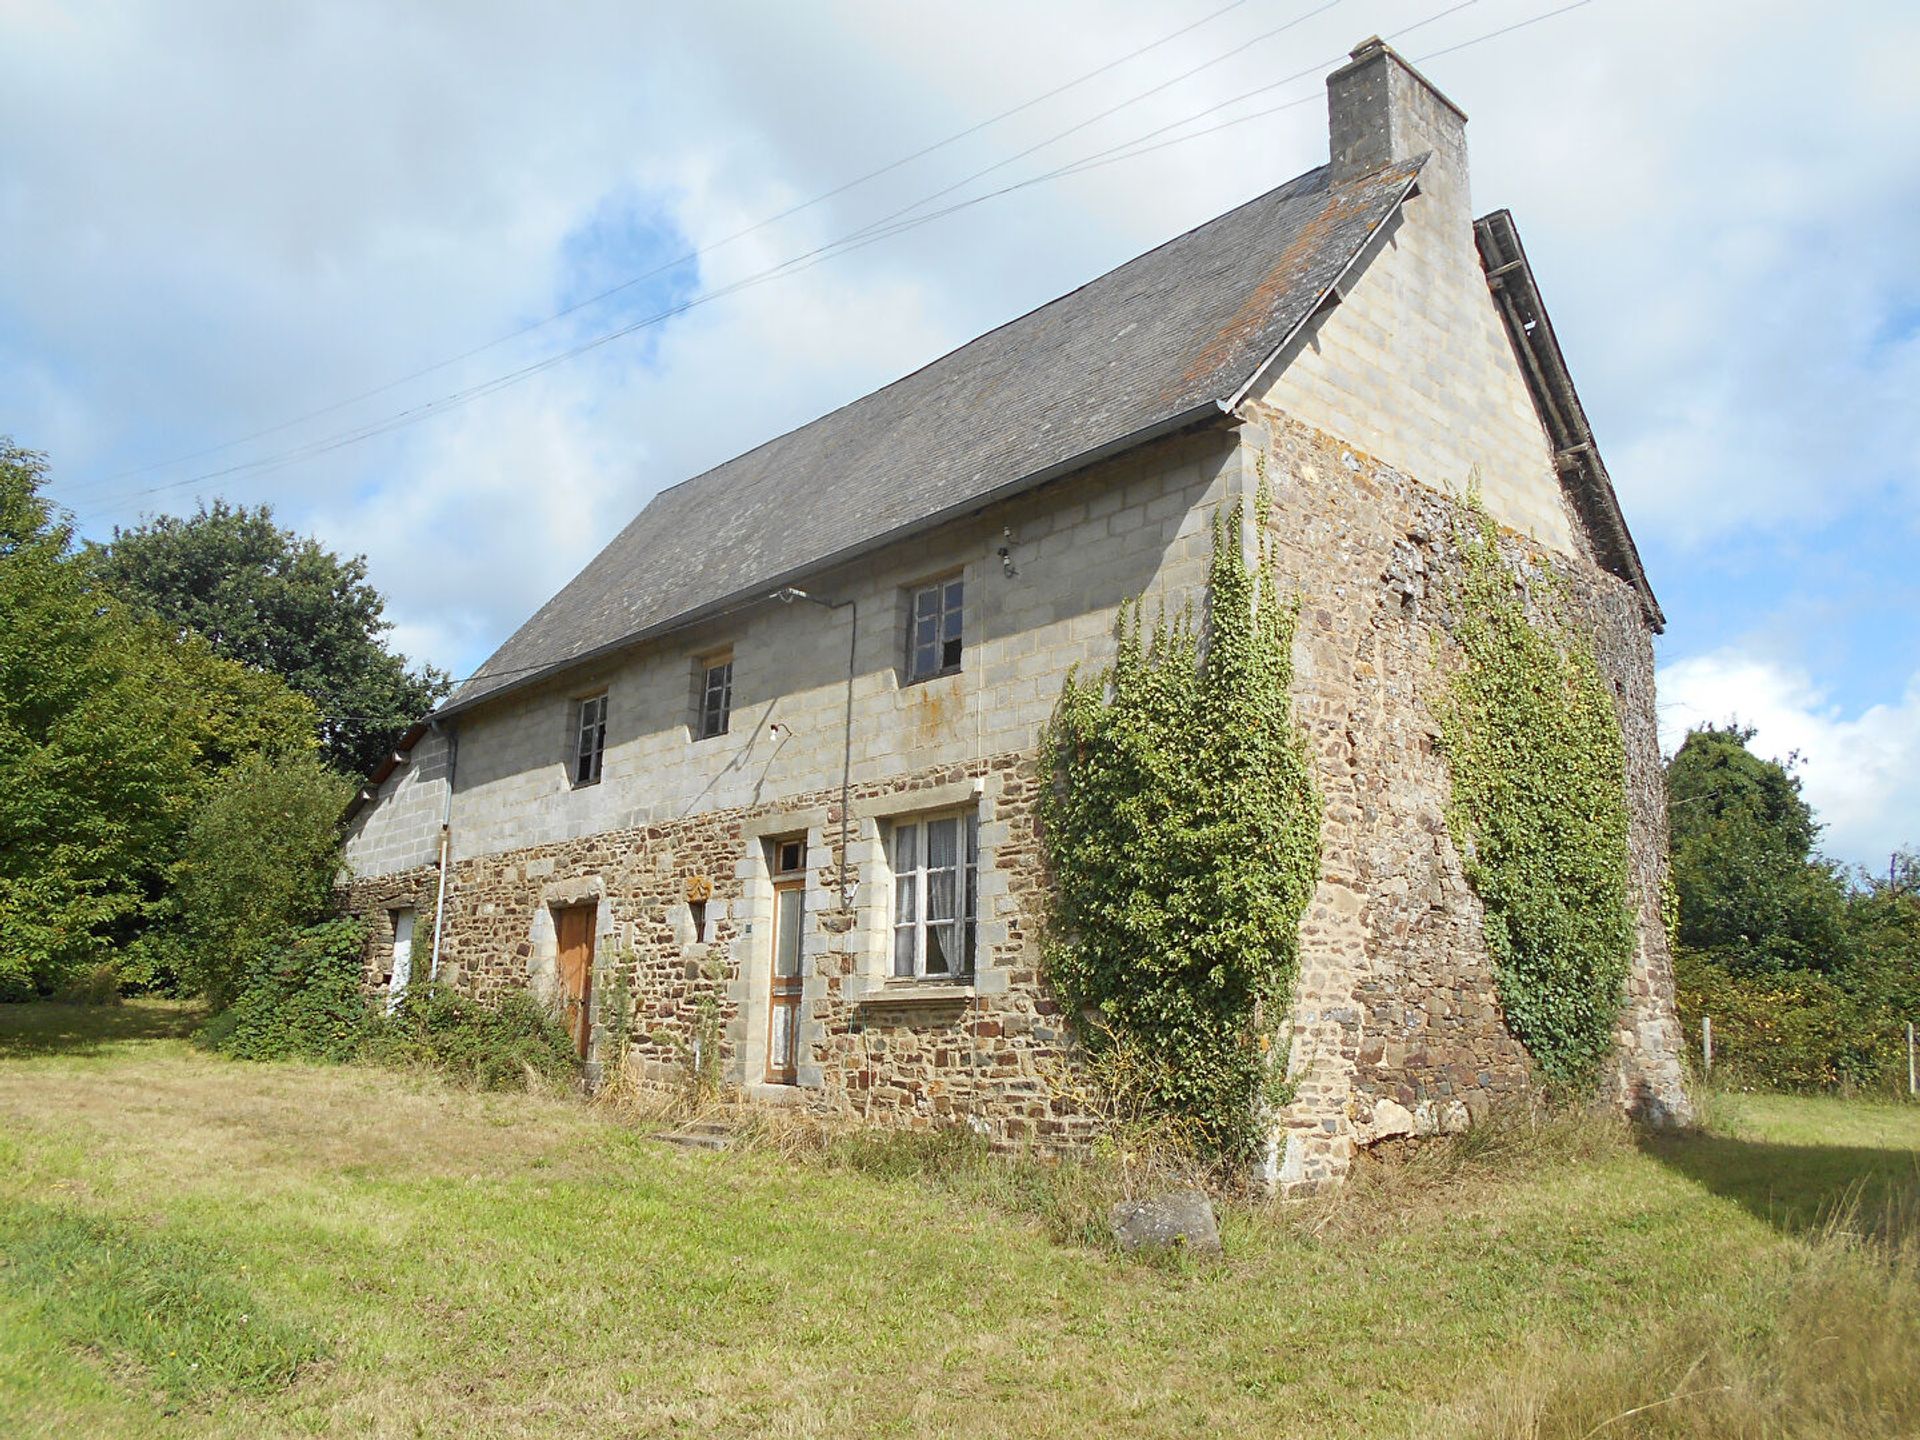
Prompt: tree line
<box><xmin>0</xmin><ymin>439</ymin><xmax>447</xmax><ymax>1004</ymax></box>
<box><xmin>1668</xmin><ymin>724</ymin><xmax>1918</xmax><ymax>1092</ymax></box>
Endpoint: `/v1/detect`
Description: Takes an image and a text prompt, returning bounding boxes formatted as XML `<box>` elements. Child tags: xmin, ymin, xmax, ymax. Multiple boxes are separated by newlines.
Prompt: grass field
<box><xmin>2</xmin><ymin>1001</ymin><xmax>1916</xmax><ymax>1438</ymax></box>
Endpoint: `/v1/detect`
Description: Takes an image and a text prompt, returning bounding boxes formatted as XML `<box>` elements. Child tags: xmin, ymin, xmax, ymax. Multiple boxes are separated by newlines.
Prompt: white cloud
<box><xmin>1657</xmin><ymin>650</ymin><xmax>1920</xmax><ymax>869</ymax></box>
<box><xmin>3</xmin><ymin>0</ymin><xmax>1917</xmax><ymax>698</ymax></box>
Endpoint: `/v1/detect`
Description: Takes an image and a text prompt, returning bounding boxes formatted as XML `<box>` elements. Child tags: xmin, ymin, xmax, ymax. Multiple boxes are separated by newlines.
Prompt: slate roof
<box><xmin>443</xmin><ymin>156</ymin><xmax>1424</xmax><ymax>717</ymax></box>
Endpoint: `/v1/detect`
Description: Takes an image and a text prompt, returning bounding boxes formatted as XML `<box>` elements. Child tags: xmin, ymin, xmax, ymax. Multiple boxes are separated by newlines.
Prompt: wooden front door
<box><xmin>555</xmin><ymin>903</ymin><xmax>596</xmax><ymax>1059</ymax></box>
<box><xmin>767</xmin><ymin>880</ymin><xmax>804</xmax><ymax>1084</ymax></box>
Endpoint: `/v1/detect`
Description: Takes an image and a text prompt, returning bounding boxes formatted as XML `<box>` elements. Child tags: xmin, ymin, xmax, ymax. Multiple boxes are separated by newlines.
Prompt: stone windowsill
<box><xmin>858</xmin><ymin>979</ymin><xmax>979</xmax><ymax>1008</ymax></box>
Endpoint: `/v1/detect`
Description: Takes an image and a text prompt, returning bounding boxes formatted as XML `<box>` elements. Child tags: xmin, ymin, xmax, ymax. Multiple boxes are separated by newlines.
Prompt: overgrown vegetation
<box><xmin>173</xmin><ymin>754</ymin><xmax>356</xmax><ymax>1008</ymax></box>
<box><xmin>196</xmin><ymin>920</ymin><xmax>378</xmax><ymax>1063</ymax></box>
<box><xmin>1667</xmin><ymin>724</ymin><xmax>1918</xmax><ymax>1094</ymax></box>
<box><xmin>196</xmin><ymin>919</ymin><xmax>578</xmax><ymax>1091</ymax></box>
<box><xmin>4</xmin><ymin>1007</ymin><xmax>1915</xmax><ymax>1438</ymax></box>
<box><xmin>1436</xmin><ymin>498</ymin><xmax>1634</xmax><ymax>1087</ymax></box>
<box><xmin>367</xmin><ymin>983</ymin><xmax>579</xmax><ymax>1091</ymax></box>
<box><xmin>1039</xmin><ymin>491</ymin><xmax>1320</xmax><ymax>1161</ymax></box>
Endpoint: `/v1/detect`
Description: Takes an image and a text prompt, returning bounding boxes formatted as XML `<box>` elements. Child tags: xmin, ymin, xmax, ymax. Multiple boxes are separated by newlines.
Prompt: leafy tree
<box><xmin>1844</xmin><ymin>849</ymin><xmax>1920</xmax><ymax>1026</ymax></box>
<box><xmin>0</xmin><ymin>442</ymin><xmax>319</xmax><ymax>998</ymax></box>
<box><xmin>93</xmin><ymin>501</ymin><xmax>450</xmax><ymax>778</ymax></box>
<box><xmin>174</xmin><ymin>751</ymin><xmax>355</xmax><ymax>1008</ymax></box>
<box><xmin>1667</xmin><ymin>725</ymin><xmax>1851</xmax><ymax>975</ymax></box>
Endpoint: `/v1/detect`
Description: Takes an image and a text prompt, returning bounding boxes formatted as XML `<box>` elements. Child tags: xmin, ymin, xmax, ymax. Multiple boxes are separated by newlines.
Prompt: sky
<box><xmin>2</xmin><ymin>0</ymin><xmax>1915</xmax><ymax>870</ymax></box>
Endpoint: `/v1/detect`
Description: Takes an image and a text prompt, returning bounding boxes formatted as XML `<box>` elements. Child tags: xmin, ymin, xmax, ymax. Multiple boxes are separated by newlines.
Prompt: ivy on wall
<box><xmin>1039</xmin><ymin>491</ymin><xmax>1321</xmax><ymax>1160</ymax></box>
<box><xmin>1437</xmin><ymin>498</ymin><xmax>1634</xmax><ymax>1087</ymax></box>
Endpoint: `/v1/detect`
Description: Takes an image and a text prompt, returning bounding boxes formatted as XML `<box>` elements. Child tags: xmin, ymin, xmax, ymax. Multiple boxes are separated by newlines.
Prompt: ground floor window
<box><xmin>889</xmin><ymin>811</ymin><xmax>978</xmax><ymax>978</ymax></box>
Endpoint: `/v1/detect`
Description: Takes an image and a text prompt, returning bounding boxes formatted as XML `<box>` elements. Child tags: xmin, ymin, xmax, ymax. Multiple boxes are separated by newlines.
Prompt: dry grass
<box><xmin>1453</xmin><ymin>1195</ymin><xmax>1920</xmax><ymax>1438</ymax></box>
<box><xmin>2</xmin><ymin>1001</ymin><xmax>1916</xmax><ymax>1439</ymax></box>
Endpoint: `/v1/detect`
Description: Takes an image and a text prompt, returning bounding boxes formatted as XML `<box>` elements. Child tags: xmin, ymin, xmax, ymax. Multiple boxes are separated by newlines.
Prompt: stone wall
<box><xmin>346</xmin><ymin>748</ymin><xmax>1095</xmax><ymax>1147</ymax></box>
<box><xmin>1245</xmin><ymin>406</ymin><xmax>1689</xmax><ymax>1191</ymax></box>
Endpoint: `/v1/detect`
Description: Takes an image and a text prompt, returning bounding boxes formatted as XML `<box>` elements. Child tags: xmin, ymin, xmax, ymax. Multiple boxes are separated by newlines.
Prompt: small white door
<box><xmin>388</xmin><ymin>908</ymin><xmax>415</xmax><ymax>1011</ymax></box>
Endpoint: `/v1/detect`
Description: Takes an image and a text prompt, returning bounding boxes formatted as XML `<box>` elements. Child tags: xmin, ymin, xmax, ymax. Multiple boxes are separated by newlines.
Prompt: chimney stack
<box><xmin>1327</xmin><ymin>37</ymin><xmax>1471</xmax><ymax>226</ymax></box>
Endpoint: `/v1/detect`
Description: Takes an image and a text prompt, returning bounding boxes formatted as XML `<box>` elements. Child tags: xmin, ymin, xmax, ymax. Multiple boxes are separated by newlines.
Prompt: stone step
<box><xmin>654</xmin><ymin>1119</ymin><xmax>735</xmax><ymax>1151</ymax></box>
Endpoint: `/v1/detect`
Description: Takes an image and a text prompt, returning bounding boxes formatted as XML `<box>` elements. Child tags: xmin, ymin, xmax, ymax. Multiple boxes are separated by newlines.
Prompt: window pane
<box><xmin>770</xmin><ymin>1003</ymin><xmax>793</xmax><ymax>1071</ymax></box>
<box><xmin>942</xmin><ymin>605</ymin><xmax>963</xmax><ymax>641</ymax></box>
<box><xmin>891</xmin><ymin>822</ymin><xmax>917</xmax><ymax>872</ymax></box>
<box><xmin>925</xmin><ymin>920</ymin><xmax>953</xmax><ymax>975</ymax></box>
<box><xmin>774</xmin><ymin>888</ymin><xmax>803</xmax><ymax>977</ymax></box>
<box><xmin>894</xmin><ymin>872</ymin><xmax>917</xmax><ymax>925</ymax></box>
<box><xmin>944</xmin><ymin>579</ymin><xmax>963</xmax><ymax>612</ymax></box>
<box><xmin>926</xmin><ymin>869</ymin><xmax>956</xmax><ymax>924</ymax></box>
<box><xmin>927</xmin><ymin>816</ymin><xmax>957</xmax><ymax>869</ymax></box>
<box><xmin>914</xmin><ymin>616</ymin><xmax>937</xmax><ymax>647</ymax></box>
<box><xmin>915</xmin><ymin>586</ymin><xmax>938</xmax><ymax>618</ymax></box>
<box><xmin>893</xmin><ymin>925</ymin><xmax>915</xmax><ymax>977</ymax></box>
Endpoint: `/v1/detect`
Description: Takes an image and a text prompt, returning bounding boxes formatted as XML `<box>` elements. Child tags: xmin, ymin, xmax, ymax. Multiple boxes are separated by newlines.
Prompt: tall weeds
<box><xmin>1455</xmin><ymin>1184</ymin><xmax>1920</xmax><ymax>1438</ymax></box>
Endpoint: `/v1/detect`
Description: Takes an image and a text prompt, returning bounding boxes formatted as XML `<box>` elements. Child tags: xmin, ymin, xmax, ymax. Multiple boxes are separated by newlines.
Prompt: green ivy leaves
<box><xmin>1437</xmin><ymin>501</ymin><xmax>1634</xmax><ymax>1088</ymax></box>
<box><xmin>1039</xmin><ymin>490</ymin><xmax>1321</xmax><ymax>1161</ymax></box>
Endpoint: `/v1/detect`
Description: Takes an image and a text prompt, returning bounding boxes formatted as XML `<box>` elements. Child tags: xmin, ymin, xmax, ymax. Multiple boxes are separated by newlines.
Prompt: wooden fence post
<box><xmin>1702</xmin><ymin>1014</ymin><xmax>1713</xmax><ymax>1076</ymax></box>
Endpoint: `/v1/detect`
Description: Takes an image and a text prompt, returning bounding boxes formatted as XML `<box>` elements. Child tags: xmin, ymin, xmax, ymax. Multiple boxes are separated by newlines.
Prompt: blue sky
<box><xmin>2</xmin><ymin>0</ymin><xmax>1915</xmax><ymax>867</ymax></box>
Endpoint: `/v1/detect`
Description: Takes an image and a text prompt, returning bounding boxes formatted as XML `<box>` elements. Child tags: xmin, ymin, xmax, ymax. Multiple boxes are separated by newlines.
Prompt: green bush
<box><xmin>52</xmin><ymin>961</ymin><xmax>122</xmax><ymax>1006</ymax></box>
<box><xmin>199</xmin><ymin>919</ymin><xmax>376</xmax><ymax>1063</ymax></box>
<box><xmin>175</xmin><ymin>752</ymin><xmax>353</xmax><ymax>1008</ymax></box>
<box><xmin>1674</xmin><ymin>948</ymin><xmax>1911</xmax><ymax>1094</ymax></box>
<box><xmin>365</xmin><ymin>982</ymin><xmax>578</xmax><ymax>1091</ymax></box>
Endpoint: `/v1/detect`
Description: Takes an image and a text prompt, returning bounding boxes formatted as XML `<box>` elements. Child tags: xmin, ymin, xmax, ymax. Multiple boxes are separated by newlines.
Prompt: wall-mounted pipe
<box><xmin>428</xmin><ymin>720</ymin><xmax>459</xmax><ymax>982</ymax></box>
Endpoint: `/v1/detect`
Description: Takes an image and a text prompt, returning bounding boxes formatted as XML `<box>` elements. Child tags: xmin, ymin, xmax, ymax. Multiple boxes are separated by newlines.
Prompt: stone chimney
<box><xmin>1327</xmin><ymin>36</ymin><xmax>1471</xmax><ymax>228</ymax></box>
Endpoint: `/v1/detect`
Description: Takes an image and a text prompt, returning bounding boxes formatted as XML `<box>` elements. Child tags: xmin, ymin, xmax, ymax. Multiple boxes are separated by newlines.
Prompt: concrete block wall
<box><xmin>343</xmin><ymin>730</ymin><xmax>450</xmax><ymax>879</ymax></box>
<box><xmin>384</xmin><ymin>424</ymin><xmax>1245</xmax><ymax>879</ymax></box>
<box><xmin>1264</xmin><ymin>38</ymin><xmax>1577</xmax><ymax>554</ymax></box>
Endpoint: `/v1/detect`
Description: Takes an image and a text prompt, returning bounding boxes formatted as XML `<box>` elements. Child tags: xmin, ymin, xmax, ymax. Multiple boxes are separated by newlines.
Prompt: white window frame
<box><xmin>572</xmin><ymin>693</ymin><xmax>607</xmax><ymax>787</ymax></box>
<box><xmin>906</xmin><ymin>574</ymin><xmax>965</xmax><ymax>682</ymax></box>
<box><xmin>888</xmin><ymin>809</ymin><xmax>979</xmax><ymax>980</ymax></box>
<box><xmin>696</xmin><ymin>654</ymin><xmax>733</xmax><ymax>740</ymax></box>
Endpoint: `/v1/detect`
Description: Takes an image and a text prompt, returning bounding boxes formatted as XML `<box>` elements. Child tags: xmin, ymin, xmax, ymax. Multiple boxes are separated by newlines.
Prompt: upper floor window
<box><xmin>572</xmin><ymin>693</ymin><xmax>607</xmax><ymax>786</ymax></box>
<box><xmin>889</xmin><ymin>810</ymin><xmax>977</xmax><ymax>979</ymax></box>
<box><xmin>697</xmin><ymin>654</ymin><xmax>733</xmax><ymax>740</ymax></box>
<box><xmin>908</xmin><ymin>576</ymin><xmax>964</xmax><ymax>682</ymax></box>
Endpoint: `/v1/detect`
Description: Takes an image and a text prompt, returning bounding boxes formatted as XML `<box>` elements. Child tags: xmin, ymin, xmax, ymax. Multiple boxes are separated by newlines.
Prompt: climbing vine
<box><xmin>1437</xmin><ymin>497</ymin><xmax>1634</xmax><ymax>1088</ymax></box>
<box><xmin>1039</xmin><ymin>490</ymin><xmax>1321</xmax><ymax>1161</ymax></box>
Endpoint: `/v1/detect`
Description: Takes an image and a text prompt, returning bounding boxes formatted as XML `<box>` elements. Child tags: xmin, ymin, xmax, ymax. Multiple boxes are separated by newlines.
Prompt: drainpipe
<box><xmin>770</xmin><ymin>588</ymin><xmax>858</xmax><ymax>910</ymax></box>
<box><xmin>429</xmin><ymin>720</ymin><xmax>459</xmax><ymax>982</ymax></box>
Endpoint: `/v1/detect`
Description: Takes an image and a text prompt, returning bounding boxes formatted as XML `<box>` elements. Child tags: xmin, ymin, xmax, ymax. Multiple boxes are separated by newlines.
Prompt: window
<box><xmin>572</xmin><ymin>693</ymin><xmax>607</xmax><ymax>786</ymax></box>
<box><xmin>907</xmin><ymin>576</ymin><xmax>964</xmax><ymax>682</ymax></box>
<box><xmin>697</xmin><ymin>654</ymin><xmax>733</xmax><ymax>739</ymax></box>
<box><xmin>890</xmin><ymin>811</ymin><xmax>978</xmax><ymax>979</ymax></box>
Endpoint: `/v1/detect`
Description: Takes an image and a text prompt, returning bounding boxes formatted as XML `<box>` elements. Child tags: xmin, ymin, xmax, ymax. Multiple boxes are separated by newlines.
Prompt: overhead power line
<box><xmin>75</xmin><ymin>0</ymin><xmax>1602</xmax><ymax>515</ymax></box>
<box><xmin>82</xmin><ymin>0</ymin><xmax>1261</xmax><ymax>490</ymax></box>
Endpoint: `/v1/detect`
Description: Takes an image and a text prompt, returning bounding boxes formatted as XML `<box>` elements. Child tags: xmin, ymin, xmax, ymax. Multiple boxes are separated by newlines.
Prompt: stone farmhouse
<box><xmin>342</xmin><ymin>39</ymin><xmax>1691</xmax><ymax>1189</ymax></box>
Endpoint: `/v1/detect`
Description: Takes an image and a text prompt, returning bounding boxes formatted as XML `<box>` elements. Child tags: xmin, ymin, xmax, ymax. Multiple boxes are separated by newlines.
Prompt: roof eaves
<box><xmin>1474</xmin><ymin>208</ymin><xmax>1665</xmax><ymax>632</ymax></box>
<box><xmin>342</xmin><ymin>719</ymin><xmax>430</xmax><ymax>825</ymax></box>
